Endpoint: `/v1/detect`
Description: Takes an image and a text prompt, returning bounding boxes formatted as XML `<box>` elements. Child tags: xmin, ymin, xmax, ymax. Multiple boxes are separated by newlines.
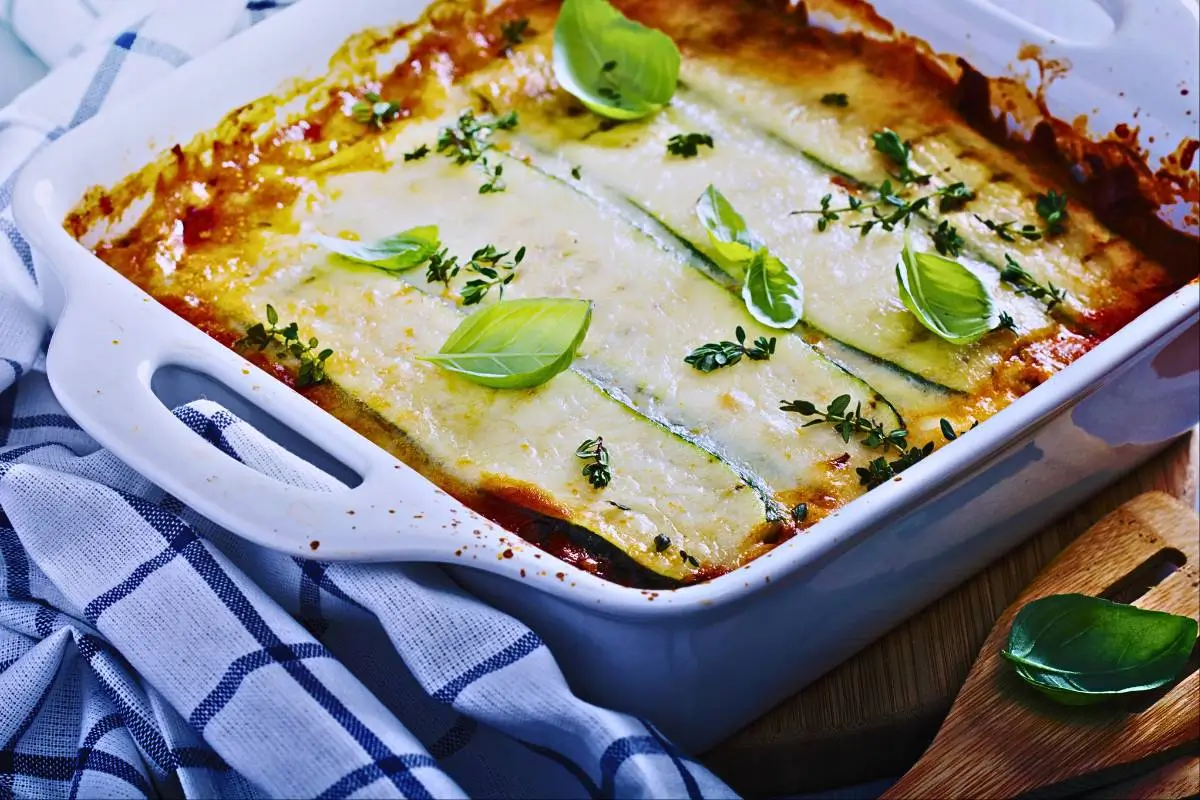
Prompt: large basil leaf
<box><xmin>695</xmin><ymin>184</ymin><xmax>765</xmax><ymax>272</ymax></box>
<box><xmin>742</xmin><ymin>251</ymin><xmax>803</xmax><ymax>330</ymax></box>
<box><xmin>1003</xmin><ymin>593</ymin><xmax>1198</xmax><ymax>705</ymax></box>
<box><xmin>696</xmin><ymin>186</ymin><xmax>802</xmax><ymax>328</ymax></box>
<box><xmin>314</xmin><ymin>226</ymin><xmax>440</xmax><ymax>273</ymax></box>
<box><xmin>552</xmin><ymin>0</ymin><xmax>680</xmax><ymax>121</ymax></box>
<box><xmin>896</xmin><ymin>238</ymin><xmax>998</xmax><ymax>345</ymax></box>
<box><xmin>422</xmin><ymin>298</ymin><xmax>593</xmax><ymax>389</ymax></box>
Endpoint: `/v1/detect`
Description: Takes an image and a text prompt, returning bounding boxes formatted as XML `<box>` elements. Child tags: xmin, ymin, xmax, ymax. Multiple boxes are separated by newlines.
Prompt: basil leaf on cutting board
<box><xmin>1002</xmin><ymin>593</ymin><xmax>1198</xmax><ymax>705</ymax></box>
<box><xmin>552</xmin><ymin>0</ymin><xmax>680</xmax><ymax>121</ymax></box>
<box><xmin>314</xmin><ymin>226</ymin><xmax>440</xmax><ymax>272</ymax></box>
<box><xmin>896</xmin><ymin>236</ymin><xmax>1000</xmax><ymax>345</ymax></box>
<box><xmin>696</xmin><ymin>185</ymin><xmax>804</xmax><ymax>329</ymax></box>
<box><xmin>421</xmin><ymin>297</ymin><xmax>593</xmax><ymax>389</ymax></box>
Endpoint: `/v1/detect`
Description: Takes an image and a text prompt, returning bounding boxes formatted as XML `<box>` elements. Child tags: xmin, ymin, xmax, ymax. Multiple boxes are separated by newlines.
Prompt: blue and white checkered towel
<box><xmin>0</xmin><ymin>1</ymin><xmax>738</xmax><ymax>797</ymax></box>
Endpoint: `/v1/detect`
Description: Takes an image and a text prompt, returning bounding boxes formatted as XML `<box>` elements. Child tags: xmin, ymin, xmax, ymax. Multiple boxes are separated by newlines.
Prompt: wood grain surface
<box><xmin>703</xmin><ymin>431</ymin><xmax>1198</xmax><ymax>797</ymax></box>
<box><xmin>882</xmin><ymin>490</ymin><xmax>1199</xmax><ymax>799</ymax></box>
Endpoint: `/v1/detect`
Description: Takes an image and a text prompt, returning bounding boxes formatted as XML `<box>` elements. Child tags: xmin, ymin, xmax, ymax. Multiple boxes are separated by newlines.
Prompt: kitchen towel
<box><xmin>0</xmin><ymin>1</ymin><xmax>737</xmax><ymax>797</ymax></box>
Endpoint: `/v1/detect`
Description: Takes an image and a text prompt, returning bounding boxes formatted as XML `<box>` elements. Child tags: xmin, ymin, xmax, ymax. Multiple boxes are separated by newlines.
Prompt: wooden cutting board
<box><xmin>702</xmin><ymin>431</ymin><xmax>1198</xmax><ymax>797</ymax></box>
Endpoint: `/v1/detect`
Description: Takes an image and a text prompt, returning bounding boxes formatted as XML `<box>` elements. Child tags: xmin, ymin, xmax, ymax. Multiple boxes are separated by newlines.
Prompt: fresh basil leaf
<box><xmin>421</xmin><ymin>298</ymin><xmax>592</xmax><ymax>389</ymax></box>
<box><xmin>896</xmin><ymin>238</ymin><xmax>998</xmax><ymax>345</ymax></box>
<box><xmin>314</xmin><ymin>226</ymin><xmax>440</xmax><ymax>273</ymax></box>
<box><xmin>742</xmin><ymin>250</ymin><xmax>803</xmax><ymax>329</ymax></box>
<box><xmin>695</xmin><ymin>185</ymin><xmax>766</xmax><ymax>273</ymax></box>
<box><xmin>1003</xmin><ymin>593</ymin><xmax>1197</xmax><ymax>705</ymax></box>
<box><xmin>552</xmin><ymin>0</ymin><xmax>680</xmax><ymax>121</ymax></box>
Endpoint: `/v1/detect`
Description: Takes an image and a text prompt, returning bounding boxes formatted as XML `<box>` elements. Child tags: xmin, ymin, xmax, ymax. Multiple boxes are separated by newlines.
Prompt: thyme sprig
<box><xmin>684</xmin><ymin>326</ymin><xmax>776</xmax><ymax>372</ymax></box>
<box><xmin>1035</xmin><ymin>190</ymin><xmax>1069</xmax><ymax>235</ymax></box>
<box><xmin>239</xmin><ymin>305</ymin><xmax>334</xmax><ymax>387</ymax></box>
<box><xmin>974</xmin><ymin>191</ymin><xmax>1067</xmax><ymax>243</ymax></box>
<box><xmin>872</xmin><ymin>128</ymin><xmax>930</xmax><ymax>185</ymax></box>
<box><xmin>575</xmin><ymin>437</ymin><xmax>612</xmax><ymax>488</ymax></box>
<box><xmin>478</xmin><ymin>158</ymin><xmax>506</xmax><ymax>194</ymax></box>
<box><xmin>974</xmin><ymin>215</ymin><xmax>1042</xmax><ymax>243</ymax></box>
<box><xmin>352</xmin><ymin>93</ymin><xmax>402</xmax><ymax>129</ymax></box>
<box><xmin>666</xmin><ymin>132</ymin><xmax>714</xmax><ymax>158</ymax></box>
<box><xmin>931</xmin><ymin>220</ymin><xmax>965</xmax><ymax>257</ymax></box>
<box><xmin>422</xmin><ymin>243</ymin><xmax>525</xmax><ymax>303</ymax></box>
<box><xmin>939</xmin><ymin>417</ymin><xmax>979</xmax><ymax>441</ymax></box>
<box><xmin>1001</xmin><ymin>254</ymin><xmax>1067</xmax><ymax>311</ymax></box>
<box><xmin>460</xmin><ymin>245</ymin><xmax>526</xmax><ymax>305</ymax></box>
<box><xmin>779</xmin><ymin>394</ymin><xmax>909</xmax><ymax>453</ymax></box>
<box><xmin>436</xmin><ymin>109</ymin><xmax>519</xmax><ymax>165</ymax></box>
<box><xmin>424</xmin><ymin>247</ymin><xmax>460</xmax><ymax>288</ymax></box>
<box><xmin>403</xmin><ymin>145</ymin><xmax>430</xmax><ymax>162</ymax></box>
<box><xmin>793</xmin><ymin>181</ymin><xmax>973</xmax><ymax>236</ymax></box>
<box><xmin>857</xmin><ymin>444</ymin><xmax>934</xmax><ymax>488</ymax></box>
<box><xmin>500</xmin><ymin>18</ymin><xmax>530</xmax><ymax>50</ymax></box>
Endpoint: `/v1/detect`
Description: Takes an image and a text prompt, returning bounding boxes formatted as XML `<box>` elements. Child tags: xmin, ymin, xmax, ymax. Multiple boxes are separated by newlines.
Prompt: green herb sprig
<box><xmin>500</xmin><ymin>18</ymin><xmax>530</xmax><ymax>50</ymax></box>
<box><xmin>793</xmin><ymin>181</ymin><xmax>973</xmax><ymax>235</ymax></box>
<box><xmin>1035</xmin><ymin>190</ymin><xmax>1069</xmax><ymax>236</ymax></box>
<box><xmin>424</xmin><ymin>247</ymin><xmax>461</xmax><ymax>289</ymax></box>
<box><xmin>684</xmin><ymin>326</ymin><xmax>776</xmax><ymax>372</ymax></box>
<box><xmin>478</xmin><ymin>159</ymin><xmax>506</xmax><ymax>194</ymax></box>
<box><xmin>239</xmin><ymin>305</ymin><xmax>334</xmax><ymax>387</ymax></box>
<box><xmin>856</xmin><ymin>443</ymin><xmax>934</xmax><ymax>488</ymax></box>
<box><xmin>820</xmin><ymin>92</ymin><xmax>849</xmax><ymax>107</ymax></box>
<box><xmin>931</xmin><ymin>220</ymin><xmax>965</xmax><ymax>257</ymax></box>
<box><xmin>871</xmin><ymin>128</ymin><xmax>929</xmax><ymax>185</ymax></box>
<box><xmin>404</xmin><ymin>145</ymin><xmax>430</xmax><ymax>162</ymax></box>
<box><xmin>575</xmin><ymin>436</ymin><xmax>612</xmax><ymax>488</ymax></box>
<box><xmin>460</xmin><ymin>245</ymin><xmax>526</xmax><ymax>305</ymax></box>
<box><xmin>780</xmin><ymin>394</ymin><xmax>909</xmax><ymax>453</ymax></box>
<box><xmin>352</xmin><ymin>92</ymin><xmax>401</xmax><ymax>129</ymax></box>
<box><xmin>666</xmin><ymin>132</ymin><xmax>714</xmax><ymax>158</ymax></box>
<box><xmin>974</xmin><ymin>215</ymin><xmax>1042</xmax><ymax>243</ymax></box>
<box><xmin>436</xmin><ymin>109</ymin><xmax>519</xmax><ymax>165</ymax></box>
<box><xmin>1001</xmin><ymin>254</ymin><xmax>1067</xmax><ymax>311</ymax></box>
<box><xmin>939</xmin><ymin>418</ymin><xmax>979</xmax><ymax>441</ymax></box>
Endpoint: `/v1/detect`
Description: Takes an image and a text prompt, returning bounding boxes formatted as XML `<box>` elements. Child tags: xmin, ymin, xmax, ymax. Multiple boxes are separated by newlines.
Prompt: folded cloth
<box><xmin>0</xmin><ymin>2</ymin><xmax>738</xmax><ymax>797</ymax></box>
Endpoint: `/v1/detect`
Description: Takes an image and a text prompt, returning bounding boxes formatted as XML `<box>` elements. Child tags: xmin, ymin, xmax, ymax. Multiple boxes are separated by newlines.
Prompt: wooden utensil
<box><xmin>882</xmin><ymin>492</ymin><xmax>1200</xmax><ymax>799</ymax></box>
<box><xmin>703</xmin><ymin>433</ymin><xmax>1197</xmax><ymax>797</ymax></box>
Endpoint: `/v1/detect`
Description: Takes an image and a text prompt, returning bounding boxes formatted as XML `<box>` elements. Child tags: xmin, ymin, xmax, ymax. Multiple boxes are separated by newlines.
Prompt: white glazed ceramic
<box><xmin>13</xmin><ymin>0</ymin><xmax>1199</xmax><ymax>752</ymax></box>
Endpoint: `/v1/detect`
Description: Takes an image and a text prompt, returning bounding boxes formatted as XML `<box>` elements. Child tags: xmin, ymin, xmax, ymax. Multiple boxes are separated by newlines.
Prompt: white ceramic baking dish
<box><xmin>13</xmin><ymin>0</ymin><xmax>1199</xmax><ymax>753</ymax></box>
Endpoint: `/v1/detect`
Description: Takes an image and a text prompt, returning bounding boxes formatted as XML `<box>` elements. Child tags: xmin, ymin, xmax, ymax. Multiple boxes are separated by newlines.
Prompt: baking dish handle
<box><xmin>44</xmin><ymin>274</ymin><xmax>513</xmax><ymax>565</ymax></box>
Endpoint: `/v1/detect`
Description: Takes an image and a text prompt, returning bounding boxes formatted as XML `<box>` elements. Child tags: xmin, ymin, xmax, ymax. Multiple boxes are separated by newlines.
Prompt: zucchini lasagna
<box><xmin>67</xmin><ymin>0</ymin><xmax>1197</xmax><ymax>587</ymax></box>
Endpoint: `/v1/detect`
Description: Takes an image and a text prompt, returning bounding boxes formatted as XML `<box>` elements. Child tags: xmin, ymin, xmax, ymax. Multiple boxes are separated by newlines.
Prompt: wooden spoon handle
<box><xmin>883</xmin><ymin>492</ymin><xmax>1200</xmax><ymax>800</ymax></box>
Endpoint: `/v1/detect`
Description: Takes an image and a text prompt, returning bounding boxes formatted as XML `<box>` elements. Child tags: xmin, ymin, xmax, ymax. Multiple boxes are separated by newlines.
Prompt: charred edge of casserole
<box><xmin>158</xmin><ymin>295</ymin><xmax>693</xmax><ymax>589</ymax></box>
